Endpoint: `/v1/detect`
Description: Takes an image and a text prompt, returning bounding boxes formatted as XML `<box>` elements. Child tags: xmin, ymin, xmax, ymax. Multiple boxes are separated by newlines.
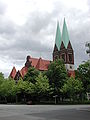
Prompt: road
<box><xmin>0</xmin><ymin>105</ymin><xmax>90</xmax><ymax>120</ymax></box>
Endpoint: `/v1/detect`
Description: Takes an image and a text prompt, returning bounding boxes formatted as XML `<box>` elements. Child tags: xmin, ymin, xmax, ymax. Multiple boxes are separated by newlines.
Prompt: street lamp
<box><xmin>53</xmin><ymin>95</ymin><xmax>58</xmax><ymax>104</ymax></box>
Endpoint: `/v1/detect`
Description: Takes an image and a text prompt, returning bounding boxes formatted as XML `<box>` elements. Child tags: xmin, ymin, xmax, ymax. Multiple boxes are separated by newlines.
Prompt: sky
<box><xmin>0</xmin><ymin>0</ymin><xmax>89</xmax><ymax>77</ymax></box>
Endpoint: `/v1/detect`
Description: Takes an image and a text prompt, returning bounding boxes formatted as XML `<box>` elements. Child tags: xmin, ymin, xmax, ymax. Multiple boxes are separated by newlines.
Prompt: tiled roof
<box><xmin>36</xmin><ymin>58</ymin><xmax>50</xmax><ymax>71</ymax></box>
<box><xmin>9</xmin><ymin>56</ymin><xmax>50</xmax><ymax>79</ymax></box>
<box><xmin>29</xmin><ymin>58</ymin><xmax>39</xmax><ymax>67</ymax></box>
<box><xmin>9</xmin><ymin>67</ymin><xmax>16</xmax><ymax>79</ymax></box>
<box><xmin>20</xmin><ymin>67</ymin><xmax>28</xmax><ymax>78</ymax></box>
<box><xmin>27</xmin><ymin>56</ymin><xmax>50</xmax><ymax>70</ymax></box>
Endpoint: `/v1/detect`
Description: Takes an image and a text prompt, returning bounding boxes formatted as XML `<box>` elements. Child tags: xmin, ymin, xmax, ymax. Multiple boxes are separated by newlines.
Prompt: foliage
<box><xmin>35</xmin><ymin>72</ymin><xmax>50</xmax><ymax>96</ymax></box>
<box><xmin>23</xmin><ymin>67</ymin><xmax>39</xmax><ymax>83</ymax></box>
<box><xmin>0</xmin><ymin>72</ymin><xmax>4</xmax><ymax>84</ymax></box>
<box><xmin>46</xmin><ymin>59</ymin><xmax>68</xmax><ymax>95</ymax></box>
<box><xmin>0</xmin><ymin>78</ymin><xmax>16</xmax><ymax>103</ymax></box>
<box><xmin>76</xmin><ymin>61</ymin><xmax>90</xmax><ymax>92</ymax></box>
<box><xmin>61</xmin><ymin>77</ymin><xmax>83</xmax><ymax>101</ymax></box>
<box><xmin>16</xmin><ymin>78</ymin><xmax>29</xmax><ymax>94</ymax></box>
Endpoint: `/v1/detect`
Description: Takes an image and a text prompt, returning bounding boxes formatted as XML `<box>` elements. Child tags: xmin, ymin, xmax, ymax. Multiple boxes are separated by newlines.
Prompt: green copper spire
<box><xmin>55</xmin><ymin>21</ymin><xmax>62</xmax><ymax>50</ymax></box>
<box><xmin>62</xmin><ymin>18</ymin><xmax>69</xmax><ymax>48</ymax></box>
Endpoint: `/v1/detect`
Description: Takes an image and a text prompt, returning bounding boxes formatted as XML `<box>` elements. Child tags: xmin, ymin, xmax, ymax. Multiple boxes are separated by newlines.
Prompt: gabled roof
<box><xmin>29</xmin><ymin>58</ymin><xmax>39</xmax><ymax>67</ymax></box>
<box><xmin>20</xmin><ymin>67</ymin><xmax>28</xmax><ymax>78</ymax></box>
<box><xmin>9</xmin><ymin>56</ymin><xmax>51</xmax><ymax>80</ymax></box>
<box><xmin>62</xmin><ymin>18</ymin><xmax>70</xmax><ymax>49</ymax></box>
<box><xmin>9</xmin><ymin>66</ymin><xmax>16</xmax><ymax>79</ymax></box>
<box><xmin>36</xmin><ymin>57</ymin><xmax>50</xmax><ymax>71</ymax></box>
<box><xmin>28</xmin><ymin>56</ymin><xmax>50</xmax><ymax>71</ymax></box>
<box><xmin>55</xmin><ymin>21</ymin><xmax>62</xmax><ymax>50</ymax></box>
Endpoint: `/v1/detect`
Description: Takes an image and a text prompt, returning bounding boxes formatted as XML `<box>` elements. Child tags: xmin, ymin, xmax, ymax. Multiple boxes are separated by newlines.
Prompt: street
<box><xmin>0</xmin><ymin>105</ymin><xmax>90</xmax><ymax>120</ymax></box>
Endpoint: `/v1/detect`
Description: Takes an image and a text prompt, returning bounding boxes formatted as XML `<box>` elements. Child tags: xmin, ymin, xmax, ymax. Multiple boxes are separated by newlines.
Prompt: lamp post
<box><xmin>53</xmin><ymin>95</ymin><xmax>58</xmax><ymax>104</ymax></box>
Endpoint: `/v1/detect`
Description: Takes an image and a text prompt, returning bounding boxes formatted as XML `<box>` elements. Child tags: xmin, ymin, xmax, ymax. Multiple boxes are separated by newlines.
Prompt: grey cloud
<box><xmin>0</xmin><ymin>20</ymin><xmax>17</xmax><ymax>34</ymax></box>
<box><xmin>69</xmin><ymin>22</ymin><xmax>90</xmax><ymax>68</ymax></box>
<box><xmin>0</xmin><ymin>0</ymin><xmax>89</xmax><ymax>77</ymax></box>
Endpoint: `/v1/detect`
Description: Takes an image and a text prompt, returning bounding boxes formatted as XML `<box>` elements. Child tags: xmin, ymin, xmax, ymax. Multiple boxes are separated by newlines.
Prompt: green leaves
<box><xmin>76</xmin><ymin>61</ymin><xmax>90</xmax><ymax>92</ymax></box>
<box><xmin>61</xmin><ymin>77</ymin><xmax>83</xmax><ymax>100</ymax></box>
<box><xmin>46</xmin><ymin>59</ymin><xmax>67</xmax><ymax>95</ymax></box>
<box><xmin>0</xmin><ymin>78</ymin><xmax>16</xmax><ymax>97</ymax></box>
<box><xmin>23</xmin><ymin>67</ymin><xmax>39</xmax><ymax>83</ymax></box>
<box><xmin>35</xmin><ymin>73</ymin><xmax>49</xmax><ymax>95</ymax></box>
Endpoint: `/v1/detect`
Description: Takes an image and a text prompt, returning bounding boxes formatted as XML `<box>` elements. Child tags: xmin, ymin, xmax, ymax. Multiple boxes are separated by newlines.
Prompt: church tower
<box><xmin>53</xmin><ymin>18</ymin><xmax>75</xmax><ymax>77</ymax></box>
<box><xmin>53</xmin><ymin>21</ymin><xmax>62</xmax><ymax>60</ymax></box>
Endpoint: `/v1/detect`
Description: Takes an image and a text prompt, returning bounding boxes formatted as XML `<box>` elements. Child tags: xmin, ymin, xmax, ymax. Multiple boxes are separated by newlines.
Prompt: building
<box><xmin>10</xmin><ymin>56</ymin><xmax>50</xmax><ymax>81</ymax></box>
<box><xmin>53</xmin><ymin>18</ymin><xmax>75</xmax><ymax>77</ymax></box>
<box><xmin>10</xmin><ymin>18</ymin><xmax>75</xmax><ymax>80</ymax></box>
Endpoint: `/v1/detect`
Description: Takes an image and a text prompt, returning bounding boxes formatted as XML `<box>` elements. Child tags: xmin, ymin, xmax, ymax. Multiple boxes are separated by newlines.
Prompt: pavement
<box><xmin>0</xmin><ymin>105</ymin><xmax>90</xmax><ymax>120</ymax></box>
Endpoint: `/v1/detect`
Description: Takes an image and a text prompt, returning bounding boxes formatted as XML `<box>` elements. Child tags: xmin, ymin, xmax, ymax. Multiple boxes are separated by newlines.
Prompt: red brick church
<box><xmin>10</xmin><ymin>18</ymin><xmax>75</xmax><ymax>81</ymax></box>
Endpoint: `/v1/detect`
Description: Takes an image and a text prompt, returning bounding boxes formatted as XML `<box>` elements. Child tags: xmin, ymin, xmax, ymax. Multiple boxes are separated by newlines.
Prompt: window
<box><xmin>68</xmin><ymin>54</ymin><xmax>72</xmax><ymax>62</ymax></box>
<box><xmin>70</xmin><ymin>65</ymin><xmax>72</xmax><ymax>69</ymax></box>
<box><xmin>62</xmin><ymin>54</ymin><xmax>65</xmax><ymax>62</ymax></box>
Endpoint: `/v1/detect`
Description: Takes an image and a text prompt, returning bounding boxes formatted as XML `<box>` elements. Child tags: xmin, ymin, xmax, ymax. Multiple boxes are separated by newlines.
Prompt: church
<box><xmin>10</xmin><ymin>18</ymin><xmax>75</xmax><ymax>81</ymax></box>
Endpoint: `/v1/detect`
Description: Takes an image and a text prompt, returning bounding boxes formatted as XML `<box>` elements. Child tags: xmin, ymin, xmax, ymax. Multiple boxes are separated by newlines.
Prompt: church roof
<box><xmin>55</xmin><ymin>21</ymin><xmax>62</xmax><ymax>50</ymax></box>
<box><xmin>9</xmin><ymin>66</ymin><xmax>16</xmax><ymax>79</ymax></box>
<box><xmin>36</xmin><ymin>57</ymin><xmax>50</xmax><ymax>71</ymax></box>
<box><xmin>9</xmin><ymin>56</ymin><xmax>50</xmax><ymax>79</ymax></box>
<box><xmin>62</xmin><ymin>18</ymin><xmax>70</xmax><ymax>49</ymax></box>
<box><xmin>28</xmin><ymin>56</ymin><xmax>50</xmax><ymax>71</ymax></box>
<box><xmin>20</xmin><ymin>67</ymin><xmax>28</xmax><ymax>78</ymax></box>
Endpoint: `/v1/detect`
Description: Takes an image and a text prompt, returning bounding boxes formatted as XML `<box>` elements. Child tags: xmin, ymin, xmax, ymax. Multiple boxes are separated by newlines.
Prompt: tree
<box><xmin>46</xmin><ymin>59</ymin><xmax>68</xmax><ymax>96</ymax></box>
<box><xmin>26</xmin><ymin>73</ymin><xmax>50</xmax><ymax>102</ymax></box>
<box><xmin>23</xmin><ymin>67</ymin><xmax>39</xmax><ymax>83</ymax></box>
<box><xmin>61</xmin><ymin>77</ymin><xmax>83</xmax><ymax>101</ymax></box>
<box><xmin>0</xmin><ymin>73</ymin><xmax>5</xmax><ymax>102</ymax></box>
<box><xmin>35</xmin><ymin>73</ymin><xmax>50</xmax><ymax>97</ymax></box>
<box><xmin>0</xmin><ymin>72</ymin><xmax>4</xmax><ymax>79</ymax></box>
<box><xmin>15</xmin><ymin>78</ymin><xmax>29</xmax><ymax>103</ymax></box>
<box><xmin>76</xmin><ymin>61</ymin><xmax>90</xmax><ymax>93</ymax></box>
<box><xmin>0</xmin><ymin>78</ymin><xmax>16</xmax><ymax>102</ymax></box>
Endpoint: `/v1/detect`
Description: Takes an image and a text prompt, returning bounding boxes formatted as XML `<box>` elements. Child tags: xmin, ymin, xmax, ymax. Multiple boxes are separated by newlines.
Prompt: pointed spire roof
<box><xmin>9</xmin><ymin>66</ymin><xmax>16</xmax><ymax>79</ymax></box>
<box><xmin>62</xmin><ymin>18</ymin><xmax>69</xmax><ymax>49</ymax></box>
<box><xmin>55</xmin><ymin>21</ymin><xmax>62</xmax><ymax>50</ymax></box>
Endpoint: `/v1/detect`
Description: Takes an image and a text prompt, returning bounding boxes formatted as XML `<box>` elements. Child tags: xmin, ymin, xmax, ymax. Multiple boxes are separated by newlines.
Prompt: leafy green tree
<box><xmin>15</xmin><ymin>78</ymin><xmax>29</xmax><ymax>103</ymax></box>
<box><xmin>76</xmin><ymin>61</ymin><xmax>90</xmax><ymax>93</ymax></box>
<box><xmin>0</xmin><ymin>78</ymin><xmax>16</xmax><ymax>102</ymax></box>
<box><xmin>0</xmin><ymin>73</ymin><xmax>5</xmax><ymax>102</ymax></box>
<box><xmin>35</xmin><ymin>73</ymin><xmax>50</xmax><ymax>97</ymax></box>
<box><xmin>23</xmin><ymin>67</ymin><xmax>39</xmax><ymax>83</ymax></box>
<box><xmin>26</xmin><ymin>73</ymin><xmax>50</xmax><ymax>102</ymax></box>
<box><xmin>46</xmin><ymin>59</ymin><xmax>68</xmax><ymax>96</ymax></box>
<box><xmin>26</xmin><ymin>82</ymin><xmax>36</xmax><ymax>95</ymax></box>
<box><xmin>61</xmin><ymin>77</ymin><xmax>83</xmax><ymax>101</ymax></box>
<box><xmin>0</xmin><ymin>72</ymin><xmax>4</xmax><ymax>84</ymax></box>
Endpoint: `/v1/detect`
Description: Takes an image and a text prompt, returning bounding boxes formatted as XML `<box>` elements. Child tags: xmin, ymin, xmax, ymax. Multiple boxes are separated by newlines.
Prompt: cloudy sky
<box><xmin>0</xmin><ymin>0</ymin><xmax>89</xmax><ymax>77</ymax></box>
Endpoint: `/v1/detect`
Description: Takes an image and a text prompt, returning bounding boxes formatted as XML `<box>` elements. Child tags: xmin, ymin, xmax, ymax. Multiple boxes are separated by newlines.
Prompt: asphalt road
<box><xmin>0</xmin><ymin>105</ymin><xmax>90</xmax><ymax>120</ymax></box>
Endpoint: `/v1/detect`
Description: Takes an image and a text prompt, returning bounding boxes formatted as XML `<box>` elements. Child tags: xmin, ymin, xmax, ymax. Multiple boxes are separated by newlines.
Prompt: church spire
<box><xmin>62</xmin><ymin>18</ymin><xmax>69</xmax><ymax>49</ymax></box>
<box><xmin>55</xmin><ymin>21</ymin><xmax>62</xmax><ymax>50</ymax></box>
